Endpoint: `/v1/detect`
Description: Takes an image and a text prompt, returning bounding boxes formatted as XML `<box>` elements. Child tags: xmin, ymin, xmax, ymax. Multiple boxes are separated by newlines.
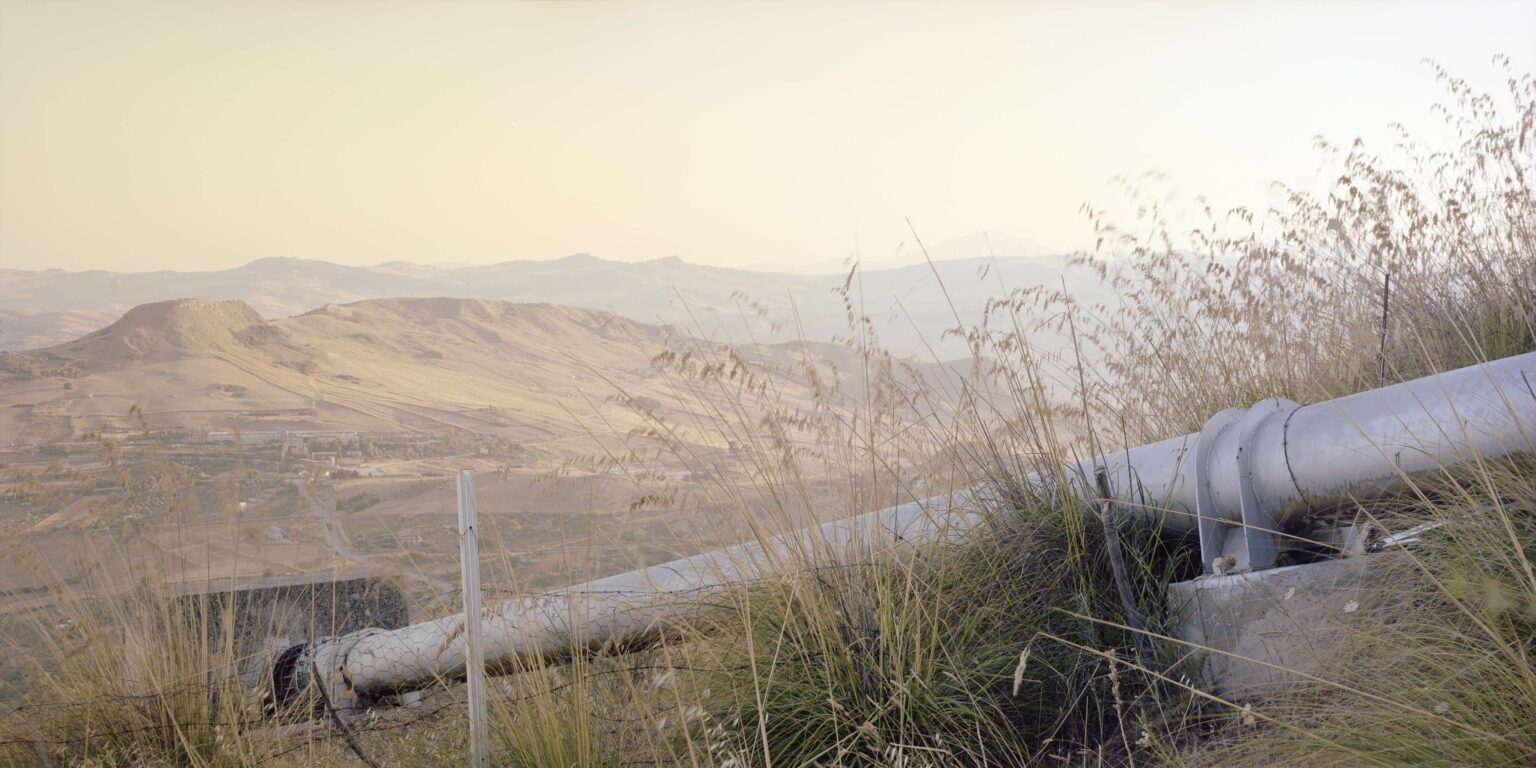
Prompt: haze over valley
<box><xmin>0</xmin><ymin>232</ymin><xmax>1105</xmax><ymax>359</ymax></box>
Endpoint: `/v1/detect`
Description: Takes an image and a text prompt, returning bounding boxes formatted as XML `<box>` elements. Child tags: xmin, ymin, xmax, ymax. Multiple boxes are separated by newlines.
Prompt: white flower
<box><xmin>1434</xmin><ymin>702</ymin><xmax>1450</xmax><ymax>714</ymax></box>
<box><xmin>1283</xmin><ymin>587</ymin><xmax>1296</xmax><ymax>601</ymax></box>
<box><xmin>1241</xmin><ymin>703</ymin><xmax>1256</xmax><ymax>727</ymax></box>
<box><xmin>1342</xmin><ymin>600</ymin><xmax>1360</xmax><ymax>613</ymax></box>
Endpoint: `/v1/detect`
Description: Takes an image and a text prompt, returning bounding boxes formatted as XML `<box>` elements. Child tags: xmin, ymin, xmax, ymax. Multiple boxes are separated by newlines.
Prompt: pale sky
<box><xmin>1</xmin><ymin>1</ymin><xmax>1532</xmax><ymax>273</ymax></box>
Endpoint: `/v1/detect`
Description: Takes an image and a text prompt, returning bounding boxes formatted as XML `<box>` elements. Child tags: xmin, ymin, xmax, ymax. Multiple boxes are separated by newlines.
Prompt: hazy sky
<box><xmin>1</xmin><ymin>1</ymin><xmax>1532</xmax><ymax>273</ymax></box>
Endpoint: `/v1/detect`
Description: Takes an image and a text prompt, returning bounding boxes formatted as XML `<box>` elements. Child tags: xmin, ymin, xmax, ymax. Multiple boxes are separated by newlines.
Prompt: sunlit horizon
<box><xmin>3</xmin><ymin>0</ymin><xmax>1533</xmax><ymax>273</ymax></box>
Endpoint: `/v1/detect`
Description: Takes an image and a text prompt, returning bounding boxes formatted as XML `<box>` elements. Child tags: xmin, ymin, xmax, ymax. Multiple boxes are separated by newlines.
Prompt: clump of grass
<box><xmin>685</xmin><ymin>491</ymin><xmax>1181</xmax><ymax>767</ymax></box>
<box><xmin>484</xmin><ymin>644</ymin><xmax>720</xmax><ymax>768</ymax></box>
<box><xmin>1</xmin><ymin>555</ymin><xmax>266</xmax><ymax>767</ymax></box>
<box><xmin>0</xmin><ymin>438</ymin><xmax>264</xmax><ymax>768</ymax></box>
<box><xmin>0</xmin><ymin>447</ymin><xmax>371</xmax><ymax>768</ymax></box>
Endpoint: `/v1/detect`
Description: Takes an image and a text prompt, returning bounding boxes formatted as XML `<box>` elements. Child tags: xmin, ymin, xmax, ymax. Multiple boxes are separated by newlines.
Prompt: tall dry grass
<box><xmin>0</xmin><ymin>454</ymin><xmax>278</xmax><ymax>767</ymax></box>
<box><xmin>1014</xmin><ymin>59</ymin><xmax>1536</xmax><ymax>766</ymax></box>
<box><xmin>999</xmin><ymin>57</ymin><xmax>1536</xmax><ymax>445</ymax></box>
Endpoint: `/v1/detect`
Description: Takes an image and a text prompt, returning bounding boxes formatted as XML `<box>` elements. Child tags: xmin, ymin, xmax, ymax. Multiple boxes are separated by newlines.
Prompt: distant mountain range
<box><xmin>1</xmin><ymin>243</ymin><xmax>1107</xmax><ymax>360</ymax></box>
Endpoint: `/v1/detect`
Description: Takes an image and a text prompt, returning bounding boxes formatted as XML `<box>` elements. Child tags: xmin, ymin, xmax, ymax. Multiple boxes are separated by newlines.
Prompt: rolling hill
<box><xmin>0</xmin><ymin>296</ymin><xmax>959</xmax><ymax>454</ymax></box>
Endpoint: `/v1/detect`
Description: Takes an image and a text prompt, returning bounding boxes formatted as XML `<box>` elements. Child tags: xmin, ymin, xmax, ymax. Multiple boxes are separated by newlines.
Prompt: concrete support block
<box><xmin>123</xmin><ymin>570</ymin><xmax>408</xmax><ymax>697</ymax></box>
<box><xmin>167</xmin><ymin>570</ymin><xmax>408</xmax><ymax>646</ymax></box>
<box><xmin>1168</xmin><ymin>555</ymin><xmax>1399</xmax><ymax>699</ymax></box>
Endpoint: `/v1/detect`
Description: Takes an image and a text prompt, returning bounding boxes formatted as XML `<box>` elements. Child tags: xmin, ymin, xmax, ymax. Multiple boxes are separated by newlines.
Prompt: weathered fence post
<box><xmin>457</xmin><ymin>470</ymin><xmax>489</xmax><ymax>768</ymax></box>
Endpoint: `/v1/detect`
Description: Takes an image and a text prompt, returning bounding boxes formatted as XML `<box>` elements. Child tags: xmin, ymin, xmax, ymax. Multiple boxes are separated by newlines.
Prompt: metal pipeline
<box><xmin>283</xmin><ymin>488</ymin><xmax>987</xmax><ymax>706</ymax></box>
<box><xmin>280</xmin><ymin>352</ymin><xmax>1536</xmax><ymax>707</ymax></box>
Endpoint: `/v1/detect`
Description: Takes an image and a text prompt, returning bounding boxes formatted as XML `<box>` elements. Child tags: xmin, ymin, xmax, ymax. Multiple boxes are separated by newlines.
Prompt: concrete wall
<box><xmin>1168</xmin><ymin>554</ymin><xmax>1403</xmax><ymax>699</ymax></box>
<box><xmin>124</xmin><ymin>571</ymin><xmax>408</xmax><ymax>694</ymax></box>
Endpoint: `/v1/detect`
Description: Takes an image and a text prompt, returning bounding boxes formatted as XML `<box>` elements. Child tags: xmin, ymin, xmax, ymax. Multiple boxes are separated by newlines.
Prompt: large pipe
<box><xmin>282</xmin><ymin>353</ymin><xmax>1536</xmax><ymax>707</ymax></box>
<box><xmin>283</xmin><ymin>488</ymin><xmax>988</xmax><ymax>707</ymax></box>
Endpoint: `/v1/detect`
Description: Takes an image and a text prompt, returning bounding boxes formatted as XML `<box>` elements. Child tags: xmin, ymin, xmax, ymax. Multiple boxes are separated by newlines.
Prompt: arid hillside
<box><xmin>0</xmin><ymin>296</ymin><xmax>973</xmax><ymax>612</ymax></box>
<box><xmin>0</xmin><ymin>296</ymin><xmax>850</xmax><ymax>455</ymax></box>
